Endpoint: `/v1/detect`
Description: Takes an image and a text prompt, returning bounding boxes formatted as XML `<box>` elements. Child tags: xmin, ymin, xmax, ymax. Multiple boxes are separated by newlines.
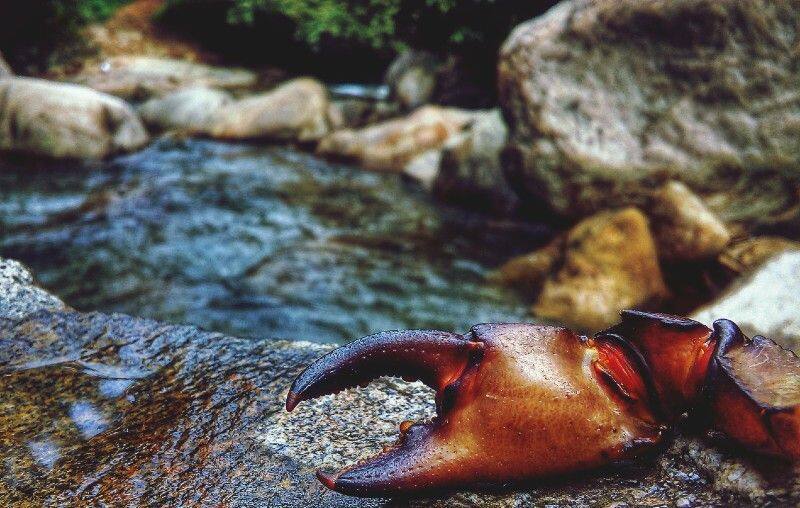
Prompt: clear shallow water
<box><xmin>0</xmin><ymin>138</ymin><xmax>545</xmax><ymax>343</ymax></box>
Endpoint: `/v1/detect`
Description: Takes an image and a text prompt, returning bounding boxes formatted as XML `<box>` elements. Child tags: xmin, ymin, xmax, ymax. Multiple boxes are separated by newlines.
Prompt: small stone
<box><xmin>317</xmin><ymin>105</ymin><xmax>476</xmax><ymax>172</ymax></box>
<box><xmin>649</xmin><ymin>181</ymin><xmax>731</xmax><ymax>261</ymax></box>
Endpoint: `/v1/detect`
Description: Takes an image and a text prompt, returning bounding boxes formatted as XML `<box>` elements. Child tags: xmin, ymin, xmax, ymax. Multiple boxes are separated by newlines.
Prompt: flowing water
<box><xmin>0</xmin><ymin>138</ymin><xmax>545</xmax><ymax>343</ymax></box>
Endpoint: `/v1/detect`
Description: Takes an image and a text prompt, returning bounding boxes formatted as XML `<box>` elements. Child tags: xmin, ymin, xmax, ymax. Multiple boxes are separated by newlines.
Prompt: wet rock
<box><xmin>0</xmin><ymin>78</ymin><xmax>149</xmax><ymax>159</ymax></box>
<box><xmin>499</xmin><ymin>208</ymin><xmax>668</xmax><ymax>331</ymax></box>
<box><xmin>649</xmin><ymin>181</ymin><xmax>731</xmax><ymax>261</ymax></box>
<box><xmin>499</xmin><ymin>0</ymin><xmax>800</xmax><ymax>227</ymax></box>
<box><xmin>693</xmin><ymin>250</ymin><xmax>800</xmax><ymax>348</ymax></box>
<box><xmin>1</xmin><ymin>258</ymin><xmax>798</xmax><ymax>505</ymax></box>
<box><xmin>208</xmin><ymin>78</ymin><xmax>331</xmax><ymax>143</ymax></box>
<box><xmin>434</xmin><ymin>109</ymin><xmax>519</xmax><ymax>216</ymax></box>
<box><xmin>72</xmin><ymin>56</ymin><xmax>257</xmax><ymax>100</ymax></box>
<box><xmin>317</xmin><ymin>106</ymin><xmax>476</xmax><ymax>172</ymax></box>
<box><xmin>385</xmin><ymin>50</ymin><xmax>440</xmax><ymax>110</ymax></box>
<box><xmin>137</xmin><ymin>87</ymin><xmax>233</xmax><ymax>133</ymax></box>
<box><xmin>0</xmin><ymin>52</ymin><xmax>12</xmax><ymax>77</ymax></box>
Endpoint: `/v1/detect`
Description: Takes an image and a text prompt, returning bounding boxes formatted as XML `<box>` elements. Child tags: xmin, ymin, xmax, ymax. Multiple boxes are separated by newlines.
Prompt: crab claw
<box><xmin>287</xmin><ymin>324</ymin><xmax>664</xmax><ymax>496</ymax></box>
<box><xmin>601</xmin><ymin>310</ymin><xmax>715</xmax><ymax>418</ymax></box>
<box><xmin>706</xmin><ymin>320</ymin><xmax>800</xmax><ymax>459</ymax></box>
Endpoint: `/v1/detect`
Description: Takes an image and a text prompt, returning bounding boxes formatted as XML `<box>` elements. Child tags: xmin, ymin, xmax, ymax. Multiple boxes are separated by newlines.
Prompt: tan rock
<box><xmin>649</xmin><ymin>181</ymin><xmax>731</xmax><ymax>261</ymax></box>
<box><xmin>72</xmin><ymin>55</ymin><xmax>257</xmax><ymax>100</ymax></box>
<box><xmin>317</xmin><ymin>106</ymin><xmax>475</xmax><ymax>172</ymax></box>
<box><xmin>490</xmin><ymin>238</ymin><xmax>563</xmax><ymax>296</ymax></box>
<box><xmin>499</xmin><ymin>0</ymin><xmax>800</xmax><ymax>228</ymax></box>
<box><xmin>531</xmin><ymin>208</ymin><xmax>668</xmax><ymax>331</ymax></box>
<box><xmin>719</xmin><ymin>236</ymin><xmax>800</xmax><ymax>275</ymax></box>
<box><xmin>0</xmin><ymin>78</ymin><xmax>148</xmax><ymax>159</ymax></box>
<box><xmin>208</xmin><ymin>78</ymin><xmax>331</xmax><ymax>142</ymax></box>
<box><xmin>138</xmin><ymin>87</ymin><xmax>233</xmax><ymax>132</ymax></box>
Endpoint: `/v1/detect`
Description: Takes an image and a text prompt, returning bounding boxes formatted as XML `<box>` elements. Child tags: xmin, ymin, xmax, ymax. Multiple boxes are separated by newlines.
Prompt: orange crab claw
<box><xmin>601</xmin><ymin>310</ymin><xmax>715</xmax><ymax>418</ymax></box>
<box><xmin>706</xmin><ymin>319</ymin><xmax>800</xmax><ymax>459</ymax></box>
<box><xmin>287</xmin><ymin>323</ymin><xmax>664</xmax><ymax>496</ymax></box>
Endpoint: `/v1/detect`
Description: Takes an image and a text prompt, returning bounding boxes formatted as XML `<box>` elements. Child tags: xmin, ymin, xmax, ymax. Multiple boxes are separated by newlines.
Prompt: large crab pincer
<box><xmin>286</xmin><ymin>311</ymin><xmax>800</xmax><ymax>497</ymax></box>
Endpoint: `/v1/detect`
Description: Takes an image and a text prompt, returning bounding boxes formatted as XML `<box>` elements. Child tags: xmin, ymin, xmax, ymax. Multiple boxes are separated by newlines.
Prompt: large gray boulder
<box><xmin>0</xmin><ymin>78</ymin><xmax>149</xmax><ymax>159</ymax></box>
<box><xmin>499</xmin><ymin>0</ymin><xmax>800</xmax><ymax>227</ymax></box>
<box><xmin>1</xmin><ymin>256</ymin><xmax>798</xmax><ymax>506</ymax></box>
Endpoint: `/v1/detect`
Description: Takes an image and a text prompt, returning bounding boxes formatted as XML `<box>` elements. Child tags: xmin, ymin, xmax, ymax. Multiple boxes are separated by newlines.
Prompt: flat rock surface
<box><xmin>1</xmin><ymin>259</ymin><xmax>798</xmax><ymax>506</ymax></box>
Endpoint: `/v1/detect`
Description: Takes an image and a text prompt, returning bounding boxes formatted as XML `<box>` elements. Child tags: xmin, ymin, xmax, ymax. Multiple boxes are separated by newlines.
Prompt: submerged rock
<box><xmin>1</xmin><ymin>256</ymin><xmax>798</xmax><ymax>505</ymax></box>
<box><xmin>499</xmin><ymin>0</ymin><xmax>800</xmax><ymax>227</ymax></box>
<box><xmin>317</xmin><ymin>106</ymin><xmax>475</xmax><ymax>173</ymax></box>
<box><xmin>0</xmin><ymin>78</ymin><xmax>149</xmax><ymax>159</ymax></box>
<box><xmin>208</xmin><ymin>78</ymin><xmax>331</xmax><ymax>142</ymax></box>
<box><xmin>434</xmin><ymin>109</ymin><xmax>519</xmax><ymax>216</ymax></box>
<box><xmin>498</xmin><ymin>208</ymin><xmax>668</xmax><ymax>331</ymax></box>
<box><xmin>71</xmin><ymin>55</ymin><xmax>257</xmax><ymax>100</ymax></box>
<box><xmin>693</xmin><ymin>250</ymin><xmax>800</xmax><ymax>348</ymax></box>
<box><xmin>138</xmin><ymin>87</ymin><xmax>233</xmax><ymax>133</ymax></box>
<box><xmin>648</xmin><ymin>181</ymin><xmax>731</xmax><ymax>261</ymax></box>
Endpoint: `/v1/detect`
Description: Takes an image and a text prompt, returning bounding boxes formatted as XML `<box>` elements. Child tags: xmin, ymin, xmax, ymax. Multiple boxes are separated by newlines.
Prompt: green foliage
<box><xmin>0</xmin><ymin>0</ymin><xmax>130</xmax><ymax>73</ymax></box>
<box><xmin>160</xmin><ymin>0</ymin><xmax>553</xmax><ymax>54</ymax></box>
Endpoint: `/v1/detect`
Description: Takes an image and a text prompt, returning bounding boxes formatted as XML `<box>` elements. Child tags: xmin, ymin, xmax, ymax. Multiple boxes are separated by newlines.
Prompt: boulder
<box><xmin>648</xmin><ymin>181</ymin><xmax>731</xmax><ymax>261</ymax></box>
<box><xmin>317</xmin><ymin>106</ymin><xmax>476</xmax><ymax>172</ymax></box>
<box><xmin>498</xmin><ymin>208</ymin><xmax>668</xmax><ymax>331</ymax></box>
<box><xmin>402</xmin><ymin>149</ymin><xmax>442</xmax><ymax>190</ymax></box>
<box><xmin>0</xmin><ymin>51</ymin><xmax>12</xmax><ymax>77</ymax></box>
<box><xmin>137</xmin><ymin>87</ymin><xmax>233</xmax><ymax>133</ymax></box>
<box><xmin>719</xmin><ymin>236</ymin><xmax>800</xmax><ymax>275</ymax></box>
<box><xmin>0</xmin><ymin>258</ymin><xmax>65</xmax><ymax>321</ymax></box>
<box><xmin>208</xmin><ymin>78</ymin><xmax>331</xmax><ymax>142</ymax></box>
<box><xmin>433</xmin><ymin>109</ymin><xmax>519</xmax><ymax>216</ymax></box>
<box><xmin>384</xmin><ymin>50</ymin><xmax>440</xmax><ymax>110</ymax></box>
<box><xmin>72</xmin><ymin>55</ymin><xmax>257</xmax><ymax>100</ymax></box>
<box><xmin>499</xmin><ymin>0</ymin><xmax>800</xmax><ymax>227</ymax></box>
<box><xmin>0</xmin><ymin>78</ymin><xmax>149</xmax><ymax>159</ymax></box>
<box><xmin>1</xmin><ymin>255</ymin><xmax>798</xmax><ymax>505</ymax></box>
<box><xmin>327</xmin><ymin>99</ymin><xmax>400</xmax><ymax>130</ymax></box>
<box><xmin>693</xmin><ymin>250</ymin><xmax>800</xmax><ymax>348</ymax></box>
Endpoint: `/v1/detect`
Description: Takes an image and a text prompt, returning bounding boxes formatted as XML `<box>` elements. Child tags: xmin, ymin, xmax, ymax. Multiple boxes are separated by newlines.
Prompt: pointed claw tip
<box><xmin>316</xmin><ymin>469</ymin><xmax>338</xmax><ymax>490</ymax></box>
<box><xmin>285</xmin><ymin>391</ymin><xmax>301</xmax><ymax>412</ymax></box>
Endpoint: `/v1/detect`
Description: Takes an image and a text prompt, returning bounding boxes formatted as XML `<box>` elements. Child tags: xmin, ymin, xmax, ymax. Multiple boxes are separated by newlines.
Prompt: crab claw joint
<box><xmin>287</xmin><ymin>324</ymin><xmax>664</xmax><ymax>496</ymax></box>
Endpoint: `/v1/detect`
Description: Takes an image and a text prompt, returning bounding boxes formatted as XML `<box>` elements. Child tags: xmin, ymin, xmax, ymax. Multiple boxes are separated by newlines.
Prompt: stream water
<box><xmin>0</xmin><ymin>138</ymin><xmax>545</xmax><ymax>343</ymax></box>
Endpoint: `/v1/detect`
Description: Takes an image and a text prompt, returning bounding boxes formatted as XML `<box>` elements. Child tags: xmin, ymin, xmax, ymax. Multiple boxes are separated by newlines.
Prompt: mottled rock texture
<box><xmin>385</xmin><ymin>50</ymin><xmax>440</xmax><ymax>111</ymax></box>
<box><xmin>72</xmin><ymin>56</ymin><xmax>257</xmax><ymax>101</ymax></box>
<box><xmin>1</xmin><ymin>258</ymin><xmax>798</xmax><ymax>506</ymax></box>
<box><xmin>317</xmin><ymin>106</ymin><xmax>475</xmax><ymax>173</ymax></box>
<box><xmin>499</xmin><ymin>0</ymin><xmax>800</xmax><ymax>228</ymax></box>
<box><xmin>693</xmin><ymin>250</ymin><xmax>800</xmax><ymax>348</ymax></box>
<box><xmin>209</xmin><ymin>78</ymin><xmax>331</xmax><ymax>143</ymax></box>
<box><xmin>0</xmin><ymin>78</ymin><xmax>149</xmax><ymax>159</ymax></box>
<box><xmin>138</xmin><ymin>87</ymin><xmax>233</xmax><ymax>133</ymax></box>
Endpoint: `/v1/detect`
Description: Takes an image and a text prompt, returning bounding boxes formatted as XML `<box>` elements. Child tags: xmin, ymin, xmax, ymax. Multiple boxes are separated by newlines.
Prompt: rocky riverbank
<box><xmin>2</xmin><ymin>255</ymin><xmax>799</xmax><ymax>505</ymax></box>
